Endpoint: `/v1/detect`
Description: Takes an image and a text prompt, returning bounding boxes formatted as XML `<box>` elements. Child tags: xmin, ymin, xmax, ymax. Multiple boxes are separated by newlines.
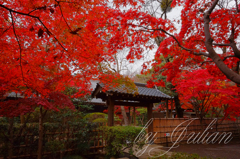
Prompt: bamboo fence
<box><xmin>152</xmin><ymin>118</ymin><xmax>240</xmax><ymax>146</ymax></box>
<box><xmin>0</xmin><ymin>123</ymin><xmax>106</xmax><ymax>159</ymax></box>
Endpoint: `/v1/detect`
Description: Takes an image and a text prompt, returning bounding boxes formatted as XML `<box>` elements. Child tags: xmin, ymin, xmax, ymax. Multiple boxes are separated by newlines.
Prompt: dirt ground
<box><xmin>160</xmin><ymin>140</ymin><xmax>240</xmax><ymax>159</ymax></box>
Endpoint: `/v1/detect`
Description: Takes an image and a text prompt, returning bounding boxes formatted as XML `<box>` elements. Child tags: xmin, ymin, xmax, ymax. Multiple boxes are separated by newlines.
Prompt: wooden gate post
<box><xmin>107</xmin><ymin>96</ymin><xmax>114</xmax><ymax>126</ymax></box>
<box><xmin>133</xmin><ymin>107</ymin><xmax>136</xmax><ymax>126</ymax></box>
<box><xmin>166</xmin><ymin>99</ymin><xmax>169</xmax><ymax>118</ymax></box>
<box><xmin>147</xmin><ymin>103</ymin><xmax>153</xmax><ymax>134</ymax></box>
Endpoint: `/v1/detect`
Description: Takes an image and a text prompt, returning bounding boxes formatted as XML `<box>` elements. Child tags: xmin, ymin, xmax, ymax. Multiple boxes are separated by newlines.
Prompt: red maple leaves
<box><xmin>175</xmin><ymin>69</ymin><xmax>240</xmax><ymax>120</ymax></box>
<box><xmin>1</xmin><ymin>0</ymin><xmax>240</xmax><ymax>118</ymax></box>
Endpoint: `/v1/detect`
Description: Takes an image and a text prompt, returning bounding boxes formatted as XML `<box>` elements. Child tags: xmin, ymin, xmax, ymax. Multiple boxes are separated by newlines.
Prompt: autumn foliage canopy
<box><xmin>0</xmin><ymin>0</ymin><xmax>240</xmax><ymax>117</ymax></box>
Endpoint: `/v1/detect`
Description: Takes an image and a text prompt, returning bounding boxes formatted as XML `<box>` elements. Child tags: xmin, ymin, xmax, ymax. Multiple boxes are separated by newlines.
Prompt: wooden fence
<box><xmin>152</xmin><ymin>118</ymin><xmax>240</xmax><ymax>146</ymax></box>
<box><xmin>0</xmin><ymin>123</ymin><xmax>106</xmax><ymax>159</ymax></box>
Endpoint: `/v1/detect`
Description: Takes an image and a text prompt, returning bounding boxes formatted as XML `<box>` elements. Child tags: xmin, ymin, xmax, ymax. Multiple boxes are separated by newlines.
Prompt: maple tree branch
<box><xmin>55</xmin><ymin>0</ymin><xmax>72</xmax><ymax>32</ymax></box>
<box><xmin>235</xmin><ymin>0</ymin><xmax>239</xmax><ymax>13</ymax></box>
<box><xmin>228</xmin><ymin>28</ymin><xmax>240</xmax><ymax>59</ymax></box>
<box><xmin>208</xmin><ymin>0</ymin><xmax>219</xmax><ymax>14</ymax></box>
<box><xmin>212</xmin><ymin>43</ymin><xmax>231</xmax><ymax>46</ymax></box>
<box><xmin>103</xmin><ymin>59</ymin><xmax>117</xmax><ymax>73</ymax></box>
<box><xmin>0</xmin><ymin>4</ymin><xmax>90</xmax><ymax>88</ymax></box>
<box><xmin>203</xmin><ymin>0</ymin><xmax>240</xmax><ymax>84</ymax></box>
<box><xmin>222</xmin><ymin>55</ymin><xmax>237</xmax><ymax>61</ymax></box>
<box><xmin>0</xmin><ymin>4</ymin><xmax>41</xmax><ymax>19</ymax></box>
<box><xmin>155</xmin><ymin>28</ymin><xmax>210</xmax><ymax>57</ymax></box>
<box><xmin>27</xmin><ymin>5</ymin><xmax>54</xmax><ymax>15</ymax></box>
<box><xmin>9</xmin><ymin>11</ymin><xmax>25</xmax><ymax>83</ymax></box>
<box><xmin>136</xmin><ymin>24</ymin><xmax>210</xmax><ymax>57</ymax></box>
<box><xmin>0</xmin><ymin>4</ymin><xmax>68</xmax><ymax>53</ymax></box>
<box><xmin>158</xmin><ymin>0</ymin><xmax>172</xmax><ymax>19</ymax></box>
<box><xmin>1</xmin><ymin>3</ymin><xmax>88</xmax><ymax>77</ymax></box>
<box><xmin>155</xmin><ymin>28</ymin><xmax>191</xmax><ymax>51</ymax></box>
<box><xmin>55</xmin><ymin>0</ymin><xmax>80</xmax><ymax>4</ymax></box>
<box><xmin>0</xmin><ymin>24</ymin><xmax>13</xmax><ymax>37</ymax></box>
<box><xmin>200</xmin><ymin>55</ymin><xmax>236</xmax><ymax>66</ymax></box>
<box><xmin>200</xmin><ymin>60</ymin><xmax>212</xmax><ymax>66</ymax></box>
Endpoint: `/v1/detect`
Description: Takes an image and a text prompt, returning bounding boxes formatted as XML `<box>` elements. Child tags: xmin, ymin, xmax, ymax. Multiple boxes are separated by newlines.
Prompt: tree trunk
<box><xmin>174</xmin><ymin>95</ymin><xmax>183</xmax><ymax>118</ymax></box>
<box><xmin>8</xmin><ymin>118</ymin><xmax>14</xmax><ymax>159</ymax></box>
<box><xmin>37</xmin><ymin>106</ymin><xmax>43</xmax><ymax>159</ymax></box>
<box><xmin>121</xmin><ymin>106</ymin><xmax>129</xmax><ymax>125</ymax></box>
<box><xmin>20</xmin><ymin>115</ymin><xmax>25</xmax><ymax>124</ymax></box>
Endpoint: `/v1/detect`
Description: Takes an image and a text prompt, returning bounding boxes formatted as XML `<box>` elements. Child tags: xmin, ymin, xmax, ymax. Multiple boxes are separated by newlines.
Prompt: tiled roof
<box><xmin>97</xmin><ymin>82</ymin><xmax>172</xmax><ymax>99</ymax></box>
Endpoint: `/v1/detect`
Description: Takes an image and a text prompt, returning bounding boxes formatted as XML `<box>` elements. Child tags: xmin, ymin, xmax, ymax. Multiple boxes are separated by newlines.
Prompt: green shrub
<box><xmin>93</xmin><ymin>118</ymin><xmax>108</xmax><ymax>123</ymax></box>
<box><xmin>45</xmin><ymin>140</ymin><xmax>65</xmax><ymax>157</ymax></box>
<box><xmin>84</xmin><ymin>112</ymin><xmax>107</xmax><ymax>123</ymax></box>
<box><xmin>102</xmin><ymin>126</ymin><xmax>145</xmax><ymax>158</ymax></box>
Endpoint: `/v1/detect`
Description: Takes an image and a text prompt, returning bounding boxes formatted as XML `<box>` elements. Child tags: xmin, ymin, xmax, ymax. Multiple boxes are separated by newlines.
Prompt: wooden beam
<box><xmin>114</xmin><ymin>101</ymin><xmax>149</xmax><ymax>107</ymax></box>
<box><xmin>171</xmin><ymin>99</ymin><xmax>173</xmax><ymax>118</ymax></box>
<box><xmin>147</xmin><ymin>103</ymin><xmax>153</xmax><ymax>134</ymax></box>
<box><xmin>107</xmin><ymin>96</ymin><xmax>114</xmax><ymax>126</ymax></box>
<box><xmin>92</xmin><ymin>84</ymin><xmax>102</xmax><ymax>98</ymax></box>
<box><xmin>110</xmin><ymin>94</ymin><xmax>164</xmax><ymax>103</ymax></box>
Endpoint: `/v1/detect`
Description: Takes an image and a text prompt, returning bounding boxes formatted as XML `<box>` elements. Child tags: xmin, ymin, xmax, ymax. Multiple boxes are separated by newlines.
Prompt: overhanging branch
<box><xmin>9</xmin><ymin>11</ymin><xmax>25</xmax><ymax>83</ymax></box>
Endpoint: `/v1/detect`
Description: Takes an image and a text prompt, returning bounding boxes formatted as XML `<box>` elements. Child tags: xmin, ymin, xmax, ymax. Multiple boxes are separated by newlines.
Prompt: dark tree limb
<box><xmin>212</xmin><ymin>43</ymin><xmax>231</xmax><ymax>46</ymax></box>
<box><xmin>223</xmin><ymin>55</ymin><xmax>237</xmax><ymax>61</ymax></box>
<box><xmin>155</xmin><ymin>28</ymin><xmax>210</xmax><ymax>57</ymax></box>
<box><xmin>228</xmin><ymin>28</ymin><xmax>240</xmax><ymax>59</ymax></box>
<box><xmin>235</xmin><ymin>0</ymin><xmax>239</xmax><ymax>13</ymax></box>
<box><xmin>55</xmin><ymin>0</ymin><xmax>73</xmax><ymax>32</ymax></box>
<box><xmin>203</xmin><ymin>0</ymin><xmax>240</xmax><ymax>84</ymax></box>
<box><xmin>1</xmin><ymin>3</ymin><xmax>88</xmax><ymax>75</ymax></box>
<box><xmin>136</xmin><ymin>25</ymin><xmax>210</xmax><ymax>57</ymax></box>
<box><xmin>201</xmin><ymin>55</ymin><xmax>237</xmax><ymax>66</ymax></box>
<box><xmin>9</xmin><ymin>11</ymin><xmax>25</xmax><ymax>83</ymax></box>
<box><xmin>0</xmin><ymin>24</ymin><xmax>13</xmax><ymax>37</ymax></box>
<box><xmin>27</xmin><ymin>5</ymin><xmax>56</xmax><ymax>15</ymax></box>
<box><xmin>0</xmin><ymin>4</ymin><xmax>68</xmax><ymax>52</ymax></box>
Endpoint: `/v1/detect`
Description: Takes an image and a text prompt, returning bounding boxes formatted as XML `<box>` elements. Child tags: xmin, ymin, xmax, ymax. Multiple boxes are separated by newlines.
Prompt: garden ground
<box><xmin>118</xmin><ymin>140</ymin><xmax>240</xmax><ymax>159</ymax></box>
<box><xmin>118</xmin><ymin>144</ymin><xmax>172</xmax><ymax>159</ymax></box>
<box><xmin>161</xmin><ymin>140</ymin><xmax>240</xmax><ymax>159</ymax></box>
